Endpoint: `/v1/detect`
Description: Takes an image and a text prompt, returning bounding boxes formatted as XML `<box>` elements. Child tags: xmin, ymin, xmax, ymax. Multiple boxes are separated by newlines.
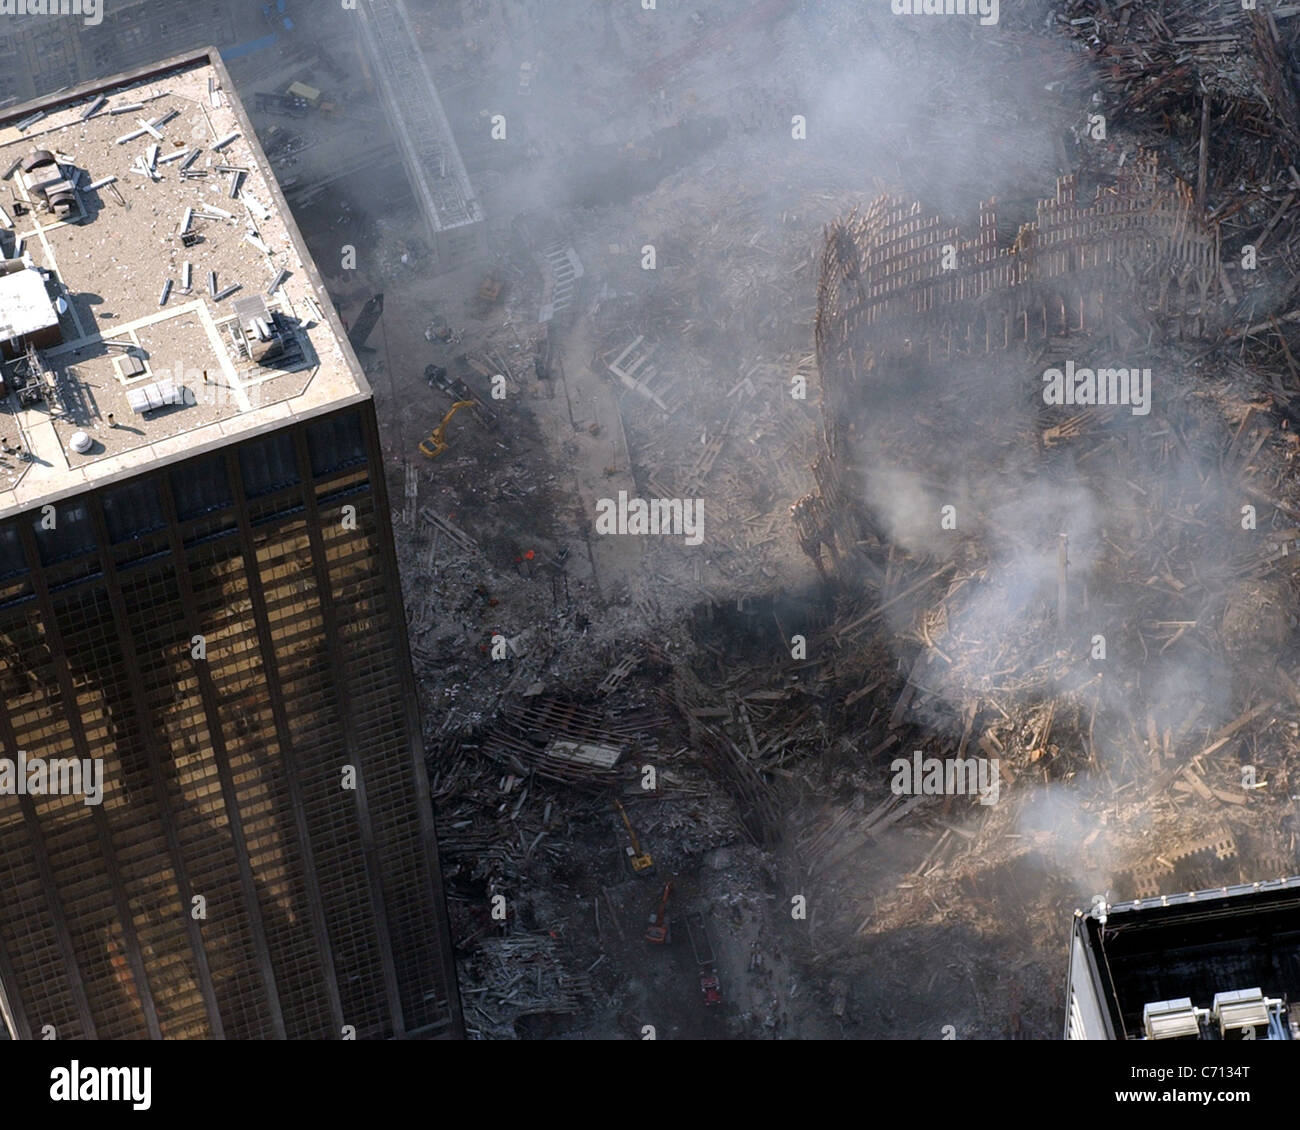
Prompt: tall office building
<box><xmin>0</xmin><ymin>1</ymin><xmax>238</xmax><ymax>106</ymax></box>
<box><xmin>0</xmin><ymin>51</ymin><xmax>462</xmax><ymax>1039</ymax></box>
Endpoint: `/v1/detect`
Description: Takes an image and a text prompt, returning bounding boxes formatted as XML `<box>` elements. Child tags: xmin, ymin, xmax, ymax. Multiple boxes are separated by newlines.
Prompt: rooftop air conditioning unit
<box><xmin>1212</xmin><ymin>988</ymin><xmax>1272</xmax><ymax>1039</ymax></box>
<box><xmin>126</xmin><ymin>378</ymin><xmax>186</xmax><ymax>415</ymax></box>
<box><xmin>1142</xmin><ymin>998</ymin><xmax>1203</xmax><ymax>1040</ymax></box>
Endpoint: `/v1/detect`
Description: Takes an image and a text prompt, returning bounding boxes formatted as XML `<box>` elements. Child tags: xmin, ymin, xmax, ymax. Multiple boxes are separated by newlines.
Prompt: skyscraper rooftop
<box><xmin>0</xmin><ymin>49</ymin><xmax>367</xmax><ymax>520</ymax></box>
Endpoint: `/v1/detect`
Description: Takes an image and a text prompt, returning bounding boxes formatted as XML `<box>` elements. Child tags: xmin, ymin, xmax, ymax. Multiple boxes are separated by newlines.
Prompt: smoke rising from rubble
<box><xmin>448</xmin><ymin>2</ymin><xmax>1286</xmax><ymax>906</ymax></box>
<box><xmin>1014</xmin><ymin>782</ymin><xmax>1136</xmax><ymax>891</ymax></box>
<box><xmin>798</xmin><ymin>8</ymin><xmax>1062</xmax><ymax>214</ymax></box>
<box><xmin>864</xmin><ymin>378</ymin><xmax>1253</xmax><ymax>749</ymax></box>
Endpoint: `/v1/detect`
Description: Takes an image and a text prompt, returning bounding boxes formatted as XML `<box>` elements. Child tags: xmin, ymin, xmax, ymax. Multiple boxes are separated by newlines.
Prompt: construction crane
<box><xmin>645</xmin><ymin>880</ymin><xmax>673</xmax><ymax>944</ymax></box>
<box><xmin>613</xmin><ymin>797</ymin><xmax>653</xmax><ymax>875</ymax></box>
<box><xmin>419</xmin><ymin>399</ymin><xmax>477</xmax><ymax>459</ymax></box>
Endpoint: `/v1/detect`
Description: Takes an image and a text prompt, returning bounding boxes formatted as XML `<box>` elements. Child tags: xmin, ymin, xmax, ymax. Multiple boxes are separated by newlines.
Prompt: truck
<box><xmin>254</xmin><ymin>92</ymin><xmax>309</xmax><ymax>119</ymax></box>
<box><xmin>286</xmin><ymin>82</ymin><xmax>323</xmax><ymax>109</ymax></box>
<box><xmin>685</xmin><ymin>912</ymin><xmax>722</xmax><ymax>1007</ymax></box>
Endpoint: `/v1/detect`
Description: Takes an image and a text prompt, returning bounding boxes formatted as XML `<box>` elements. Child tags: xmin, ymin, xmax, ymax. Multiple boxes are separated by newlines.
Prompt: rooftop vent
<box><xmin>41</xmin><ymin>181</ymin><xmax>78</xmax><ymax>216</ymax></box>
<box><xmin>21</xmin><ymin>149</ymin><xmax>77</xmax><ymax>216</ymax></box>
<box><xmin>232</xmin><ymin>294</ymin><xmax>293</xmax><ymax>366</ymax></box>
<box><xmin>20</xmin><ymin>149</ymin><xmax>57</xmax><ymax>176</ymax></box>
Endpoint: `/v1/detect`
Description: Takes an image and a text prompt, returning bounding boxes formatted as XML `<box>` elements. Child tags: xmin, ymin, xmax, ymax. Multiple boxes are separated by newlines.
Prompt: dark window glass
<box><xmin>0</xmin><ymin>523</ymin><xmax>26</xmax><ymax>578</ymax></box>
<box><xmin>102</xmin><ymin>477</ymin><xmax>166</xmax><ymax>543</ymax></box>
<box><xmin>32</xmin><ymin>502</ymin><xmax>94</xmax><ymax>564</ymax></box>
<box><xmin>307</xmin><ymin>411</ymin><xmax>367</xmax><ymax>478</ymax></box>
<box><xmin>250</xmin><ymin>503</ymin><xmax>306</xmax><ymax>529</ymax></box>
<box><xmin>239</xmin><ymin>432</ymin><xmax>300</xmax><ymax>499</ymax></box>
<box><xmin>317</xmin><ymin>482</ymin><xmax>369</xmax><ymax>508</ymax></box>
<box><xmin>171</xmin><ymin>454</ymin><xmax>232</xmax><ymax>520</ymax></box>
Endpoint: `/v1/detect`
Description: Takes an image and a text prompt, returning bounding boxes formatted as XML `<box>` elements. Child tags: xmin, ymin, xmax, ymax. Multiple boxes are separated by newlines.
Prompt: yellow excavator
<box><xmin>613</xmin><ymin>797</ymin><xmax>654</xmax><ymax>875</ymax></box>
<box><xmin>419</xmin><ymin>399</ymin><xmax>477</xmax><ymax>459</ymax></box>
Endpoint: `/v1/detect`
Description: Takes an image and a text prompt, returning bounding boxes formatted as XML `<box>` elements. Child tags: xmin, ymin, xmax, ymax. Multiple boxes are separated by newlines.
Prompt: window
<box><xmin>171</xmin><ymin>454</ymin><xmax>231</xmax><ymax>520</ymax></box>
<box><xmin>102</xmin><ymin>477</ymin><xmax>166</xmax><ymax>543</ymax></box>
<box><xmin>31</xmin><ymin>503</ymin><xmax>94</xmax><ymax>564</ymax></box>
<box><xmin>306</xmin><ymin>412</ymin><xmax>366</xmax><ymax>478</ymax></box>
<box><xmin>239</xmin><ymin>432</ymin><xmax>300</xmax><ymax>498</ymax></box>
<box><xmin>0</xmin><ymin>523</ymin><xmax>25</xmax><ymax>578</ymax></box>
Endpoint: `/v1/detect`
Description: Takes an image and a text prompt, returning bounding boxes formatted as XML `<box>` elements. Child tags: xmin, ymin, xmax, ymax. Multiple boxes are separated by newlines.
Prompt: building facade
<box><xmin>0</xmin><ymin>51</ymin><xmax>461</xmax><ymax>1040</ymax></box>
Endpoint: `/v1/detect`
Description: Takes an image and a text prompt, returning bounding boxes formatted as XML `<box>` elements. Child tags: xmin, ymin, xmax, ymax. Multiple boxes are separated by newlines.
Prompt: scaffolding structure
<box><xmin>805</xmin><ymin>153</ymin><xmax>1226</xmax><ymax>581</ymax></box>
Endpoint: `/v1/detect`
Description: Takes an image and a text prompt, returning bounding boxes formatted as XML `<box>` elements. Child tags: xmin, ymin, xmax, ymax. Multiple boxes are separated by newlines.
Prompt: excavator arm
<box><xmin>419</xmin><ymin>399</ymin><xmax>478</xmax><ymax>459</ymax></box>
<box><xmin>645</xmin><ymin>879</ymin><xmax>673</xmax><ymax>943</ymax></box>
<box><xmin>613</xmin><ymin>798</ymin><xmax>654</xmax><ymax>874</ymax></box>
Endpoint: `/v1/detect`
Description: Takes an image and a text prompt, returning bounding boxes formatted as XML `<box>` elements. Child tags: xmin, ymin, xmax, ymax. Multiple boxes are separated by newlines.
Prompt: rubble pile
<box><xmin>338</xmin><ymin>0</ymin><xmax>1300</xmax><ymax>1037</ymax></box>
<box><xmin>766</xmin><ymin>1</ymin><xmax>1300</xmax><ymax>983</ymax></box>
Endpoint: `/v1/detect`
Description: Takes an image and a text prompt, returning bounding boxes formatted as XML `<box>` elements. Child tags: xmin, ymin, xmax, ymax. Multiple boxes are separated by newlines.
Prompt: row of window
<box><xmin>0</xmin><ymin>412</ymin><xmax>370</xmax><ymax>577</ymax></box>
